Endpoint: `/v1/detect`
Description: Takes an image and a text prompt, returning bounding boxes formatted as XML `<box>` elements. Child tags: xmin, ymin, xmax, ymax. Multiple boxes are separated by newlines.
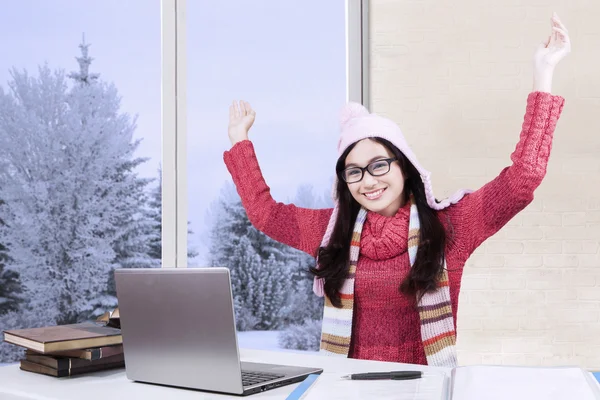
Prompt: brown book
<box><xmin>25</xmin><ymin>352</ymin><xmax>124</xmax><ymax>370</ymax></box>
<box><xmin>27</xmin><ymin>344</ymin><xmax>124</xmax><ymax>361</ymax></box>
<box><xmin>3</xmin><ymin>322</ymin><xmax>122</xmax><ymax>353</ymax></box>
<box><xmin>20</xmin><ymin>359</ymin><xmax>124</xmax><ymax>377</ymax></box>
<box><xmin>95</xmin><ymin>307</ymin><xmax>120</xmax><ymax>329</ymax></box>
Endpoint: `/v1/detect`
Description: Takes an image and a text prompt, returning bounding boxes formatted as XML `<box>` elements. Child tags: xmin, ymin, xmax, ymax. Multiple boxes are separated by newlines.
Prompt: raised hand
<box><xmin>533</xmin><ymin>12</ymin><xmax>571</xmax><ymax>92</ymax></box>
<box><xmin>228</xmin><ymin>100</ymin><xmax>256</xmax><ymax>146</ymax></box>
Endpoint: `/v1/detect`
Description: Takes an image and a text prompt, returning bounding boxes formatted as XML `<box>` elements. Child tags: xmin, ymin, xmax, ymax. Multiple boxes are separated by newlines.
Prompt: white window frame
<box><xmin>161</xmin><ymin>0</ymin><xmax>186</xmax><ymax>268</ymax></box>
<box><xmin>161</xmin><ymin>0</ymin><xmax>369</xmax><ymax>268</ymax></box>
<box><xmin>347</xmin><ymin>0</ymin><xmax>370</xmax><ymax>108</ymax></box>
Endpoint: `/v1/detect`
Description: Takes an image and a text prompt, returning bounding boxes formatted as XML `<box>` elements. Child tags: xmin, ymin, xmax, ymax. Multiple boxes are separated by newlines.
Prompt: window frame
<box><xmin>161</xmin><ymin>0</ymin><xmax>369</xmax><ymax>268</ymax></box>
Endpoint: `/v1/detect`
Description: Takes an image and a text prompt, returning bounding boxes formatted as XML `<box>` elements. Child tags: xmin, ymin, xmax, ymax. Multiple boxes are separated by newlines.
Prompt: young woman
<box><xmin>223</xmin><ymin>13</ymin><xmax>570</xmax><ymax>367</ymax></box>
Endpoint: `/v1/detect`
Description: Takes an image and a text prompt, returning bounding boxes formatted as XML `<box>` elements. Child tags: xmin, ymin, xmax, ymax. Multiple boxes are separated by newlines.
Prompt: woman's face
<box><xmin>342</xmin><ymin>139</ymin><xmax>405</xmax><ymax>217</ymax></box>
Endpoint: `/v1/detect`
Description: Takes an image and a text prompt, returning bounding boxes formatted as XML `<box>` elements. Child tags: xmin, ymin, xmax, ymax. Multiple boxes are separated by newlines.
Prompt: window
<box><xmin>0</xmin><ymin>1</ymin><xmax>161</xmax><ymax>362</ymax></box>
<box><xmin>185</xmin><ymin>0</ymin><xmax>364</xmax><ymax>352</ymax></box>
<box><xmin>0</xmin><ymin>0</ymin><xmax>366</xmax><ymax>363</ymax></box>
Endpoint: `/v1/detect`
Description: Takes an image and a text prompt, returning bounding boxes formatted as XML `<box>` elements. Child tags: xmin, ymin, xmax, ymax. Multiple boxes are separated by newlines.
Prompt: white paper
<box><xmin>451</xmin><ymin>366</ymin><xmax>600</xmax><ymax>400</ymax></box>
<box><xmin>300</xmin><ymin>371</ymin><xmax>449</xmax><ymax>400</ymax></box>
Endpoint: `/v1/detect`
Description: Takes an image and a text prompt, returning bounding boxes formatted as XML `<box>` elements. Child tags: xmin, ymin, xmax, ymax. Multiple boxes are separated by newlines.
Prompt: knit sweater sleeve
<box><xmin>223</xmin><ymin>140</ymin><xmax>333</xmax><ymax>257</ymax></box>
<box><xmin>443</xmin><ymin>91</ymin><xmax>565</xmax><ymax>257</ymax></box>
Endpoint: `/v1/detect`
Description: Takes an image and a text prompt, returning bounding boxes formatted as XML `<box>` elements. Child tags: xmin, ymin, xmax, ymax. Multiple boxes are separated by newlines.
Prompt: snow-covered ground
<box><xmin>237</xmin><ymin>330</ymin><xmax>283</xmax><ymax>350</ymax></box>
<box><xmin>237</xmin><ymin>330</ymin><xmax>317</xmax><ymax>355</ymax></box>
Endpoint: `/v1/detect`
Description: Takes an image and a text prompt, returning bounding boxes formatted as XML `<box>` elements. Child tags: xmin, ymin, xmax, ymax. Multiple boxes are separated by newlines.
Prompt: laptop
<box><xmin>114</xmin><ymin>267</ymin><xmax>323</xmax><ymax>396</ymax></box>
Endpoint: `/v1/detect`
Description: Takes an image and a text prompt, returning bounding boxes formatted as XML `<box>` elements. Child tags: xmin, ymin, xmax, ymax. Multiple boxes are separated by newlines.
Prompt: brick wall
<box><xmin>370</xmin><ymin>0</ymin><xmax>600</xmax><ymax>368</ymax></box>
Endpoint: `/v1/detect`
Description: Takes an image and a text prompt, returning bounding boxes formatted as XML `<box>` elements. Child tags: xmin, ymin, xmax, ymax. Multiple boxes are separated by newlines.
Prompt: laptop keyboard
<box><xmin>241</xmin><ymin>370</ymin><xmax>285</xmax><ymax>387</ymax></box>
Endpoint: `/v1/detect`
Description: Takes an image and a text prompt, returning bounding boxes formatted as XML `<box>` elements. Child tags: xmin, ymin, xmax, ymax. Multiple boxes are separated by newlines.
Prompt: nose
<box><xmin>362</xmin><ymin>171</ymin><xmax>378</xmax><ymax>187</ymax></box>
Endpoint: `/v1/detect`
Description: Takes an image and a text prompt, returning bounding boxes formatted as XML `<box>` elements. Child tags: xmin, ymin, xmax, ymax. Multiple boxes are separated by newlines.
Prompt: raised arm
<box><xmin>224</xmin><ymin>101</ymin><xmax>332</xmax><ymax>256</ymax></box>
<box><xmin>444</xmin><ymin>13</ymin><xmax>570</xmax><ymax>257</ymax></box>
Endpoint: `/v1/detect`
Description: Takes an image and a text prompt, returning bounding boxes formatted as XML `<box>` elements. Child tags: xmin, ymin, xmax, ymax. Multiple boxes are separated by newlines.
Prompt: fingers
<box><xmin>552</xmin><ymin>26</ymin><xmax>570</xmax><ymax>45</ymax></box>
<box><xmin>550</xmin><ymin>19</ymin><xmax>558</xmax><ymax>44</ymax></box>
<box><xmin>551</xmin><ymin>13</ymin><xmax>569</xmax><ymax>44</ymax></box>
<box><xmin>542</xmin><ymin>35</ymin><xmax>551</xmax><ymax>48</ymax></box>
<box><xmin>553</xmin><ymin>18</ymin><xmax>567</xmax><ymax>32</ymax></box>
<box><xmin>552</xmin><ymin>12</ymin><xmax>568</xmax><ymax>32</ymax></box>
<box><xmin>230</xmin><ymin>100</ymin><xmax>255</xmax><ymax>119</ymax></box>
<box><xmin>241</xmin><ymin>100</ymin><xmax>254</xmax><ymax>116</ymax></box>
<box><xmin>232</xmin><ymin>101</ymin><xmax>240</xmax><ymax>120</ymax></box>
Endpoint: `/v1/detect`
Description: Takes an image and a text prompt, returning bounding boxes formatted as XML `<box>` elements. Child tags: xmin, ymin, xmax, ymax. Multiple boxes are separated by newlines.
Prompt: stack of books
<box><xmin>2</xmin><ymin>308</ymin><xmax>125</xmax><ymax>377</ymax></box>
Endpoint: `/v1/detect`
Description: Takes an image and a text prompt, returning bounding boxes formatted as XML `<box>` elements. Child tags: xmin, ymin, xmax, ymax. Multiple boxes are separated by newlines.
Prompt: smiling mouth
<box><xmin>363</xmin><ymin>188</ymin><xmax>386</xmax><ymax>200</ymax></box>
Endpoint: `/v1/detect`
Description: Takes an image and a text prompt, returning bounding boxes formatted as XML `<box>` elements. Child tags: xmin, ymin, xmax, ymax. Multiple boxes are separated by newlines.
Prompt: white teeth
<box><xmin>364</xmin><ymin>189</ymin><xmax>384</xmax><ymax>199</ymax></box>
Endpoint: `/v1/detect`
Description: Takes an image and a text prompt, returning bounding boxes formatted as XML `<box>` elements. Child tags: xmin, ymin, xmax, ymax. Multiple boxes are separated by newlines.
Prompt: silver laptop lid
<box><xmin>115</xmin><ymin>267</ymin><xmax>244</xmax><ymax>394</ymax></box>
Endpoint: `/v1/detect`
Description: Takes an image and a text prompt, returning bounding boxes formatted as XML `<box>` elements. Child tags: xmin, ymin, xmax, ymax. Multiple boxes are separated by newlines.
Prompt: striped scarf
<box><xmin>319</xmin><ymin>196</ymin><xmax>458</xmax><ymax>367</ymax></box>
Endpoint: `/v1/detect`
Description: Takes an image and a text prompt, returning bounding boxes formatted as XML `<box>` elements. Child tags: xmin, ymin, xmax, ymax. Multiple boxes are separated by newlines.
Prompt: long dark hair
<box><xmin>310</xmin><ymin>138</ymin><xmax>446</xmax><ymax>308</ymax></box>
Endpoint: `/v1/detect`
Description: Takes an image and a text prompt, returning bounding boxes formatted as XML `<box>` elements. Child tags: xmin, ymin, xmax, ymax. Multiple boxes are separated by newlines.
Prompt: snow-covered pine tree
<box><xmin>0</xmin><ymin>37</ymin><xmax>153</xmax><ymax>326</ymax></box>
<box><xmin>145</xmin><ymin>166</ymin><xmax>198</xmax><ymax>266</ymax></box>
<box><xmin>0</xmin><ymin>308</ymin><xmax>41</xmax><ymax>362</ymax></box>
<box><xmin>208</xmin><ymin>182</ymin><xmax>253</xmax><ymax>270</ymax></box>
<box><xmin>208</xmin><ymin>182</ymin><xmax>293</xmax><ymax>330</ymax></box>
<box><xmin>276</xmin><ymin>184</ymin><xmax>328</xmax><ymax>350</ymax></box>
<box><xmin>146</xmin><ymin>168</ymin><xmax>163</xmax><ymax>261</ymax></box>
<box><xmin>0</xmin><ymin>200</ymin><xmax>23</xmax><ymax>316</ymax></box>
<box><xmin>89</xmin><ymin>162</ymin><xmax>158</xmax><ymax>318</ymax></box>
<box><xmin>278</xmin><ymin>184</ymin><xmax>325</xmax><ymax>325</ymax></box>
<box><xmin>256</xmin><ymin>254</ymin><xmax>287</xmax><ymax>329</ymax></box>
<box><xmin>228</xmin><ymin>235</ymin><xmax>261</xmax><ymax>330</ymax></box>
<box><xmin>0</xmin><ymin>260</ymin><xmax>22</xmax><ymax>317</ymax></box>
<box><xmin>72</xmin><ymin>38</ymin><xmax>163</xmax><ymax>319</ymax></box>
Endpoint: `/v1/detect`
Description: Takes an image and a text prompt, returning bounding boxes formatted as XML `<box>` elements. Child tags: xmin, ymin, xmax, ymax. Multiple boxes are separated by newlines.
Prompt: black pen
<box><xmin>341</xmin><ymin>371</ymin><xmax>423</xmax><ymax>380</ymax></box>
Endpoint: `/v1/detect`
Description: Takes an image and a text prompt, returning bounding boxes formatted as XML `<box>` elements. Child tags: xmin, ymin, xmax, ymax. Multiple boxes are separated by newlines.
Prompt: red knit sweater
<box><xmin>223</xmin><ymin>92</ymin><xmax>564</xmax><ymax>365</ymax></box>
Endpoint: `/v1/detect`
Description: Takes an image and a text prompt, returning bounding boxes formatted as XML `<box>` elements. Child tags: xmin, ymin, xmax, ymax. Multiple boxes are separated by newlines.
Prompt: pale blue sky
<box><xmin>0</xmin><ymin>0</ymin><xmax>162</xmax><ymax>177</ymax></box>
<box><xmin>0</xmin><ymin>0</ymin><xmax>346</xmax><ymax>263</ymax></box>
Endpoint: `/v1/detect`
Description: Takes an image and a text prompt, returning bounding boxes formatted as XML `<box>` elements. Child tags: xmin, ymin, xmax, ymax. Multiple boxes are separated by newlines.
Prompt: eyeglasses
<box><xmin>340</xmin><ymin>157</ymin><xmax>398</xmax><ymax>183</ymax></box>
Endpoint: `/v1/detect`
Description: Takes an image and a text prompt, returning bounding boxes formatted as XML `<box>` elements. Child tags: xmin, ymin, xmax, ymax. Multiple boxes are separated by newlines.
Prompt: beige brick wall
<box><xmin>369</xmin><ymin>0</ymin><xmax>600</xmax><ymax>368</ymax></box>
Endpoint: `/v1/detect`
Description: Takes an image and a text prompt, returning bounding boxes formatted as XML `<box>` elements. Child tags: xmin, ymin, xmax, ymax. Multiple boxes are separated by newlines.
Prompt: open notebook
<box><xmin>297</xmin><ymin>365</ymin><xmax>600</xmax><ymax>400</ymax></box>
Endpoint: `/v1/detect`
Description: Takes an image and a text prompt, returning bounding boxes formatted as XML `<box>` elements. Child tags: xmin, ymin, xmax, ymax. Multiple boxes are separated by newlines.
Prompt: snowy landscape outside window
<box><xmin>0</xmin><ymin>0</ymin><xmax>357</xmax><ymax>363</ymax></box>
<box><xmin>0</xmin><ymin>1</ymin><xmax>161</xmax><ymax>363</ymax></box>
<box><xmin>186</xmin><ymin>1</ymin><xmax>346</xmax><ymax>352</ymax></box>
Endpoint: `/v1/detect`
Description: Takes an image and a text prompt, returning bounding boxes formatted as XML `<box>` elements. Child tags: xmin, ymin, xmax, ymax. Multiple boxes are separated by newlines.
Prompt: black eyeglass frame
<box><xmin>339</xmin><ymin>157</ymin><xmax>399</xmax><ymax>183</ymax></box>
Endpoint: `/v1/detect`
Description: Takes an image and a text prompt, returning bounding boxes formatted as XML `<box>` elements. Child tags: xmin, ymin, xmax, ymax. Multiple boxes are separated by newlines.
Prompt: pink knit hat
<box><xmin>313</xmin><ymin>102</ymin><xmax>472</xmax><ymax>296</ymax></box>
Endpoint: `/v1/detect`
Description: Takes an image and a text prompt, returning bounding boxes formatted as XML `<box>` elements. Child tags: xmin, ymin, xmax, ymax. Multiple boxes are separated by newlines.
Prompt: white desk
<box><xmin>0</xmin><ymin>348</ymin><xmax>450</xmax><ymax>399</ymax></box>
